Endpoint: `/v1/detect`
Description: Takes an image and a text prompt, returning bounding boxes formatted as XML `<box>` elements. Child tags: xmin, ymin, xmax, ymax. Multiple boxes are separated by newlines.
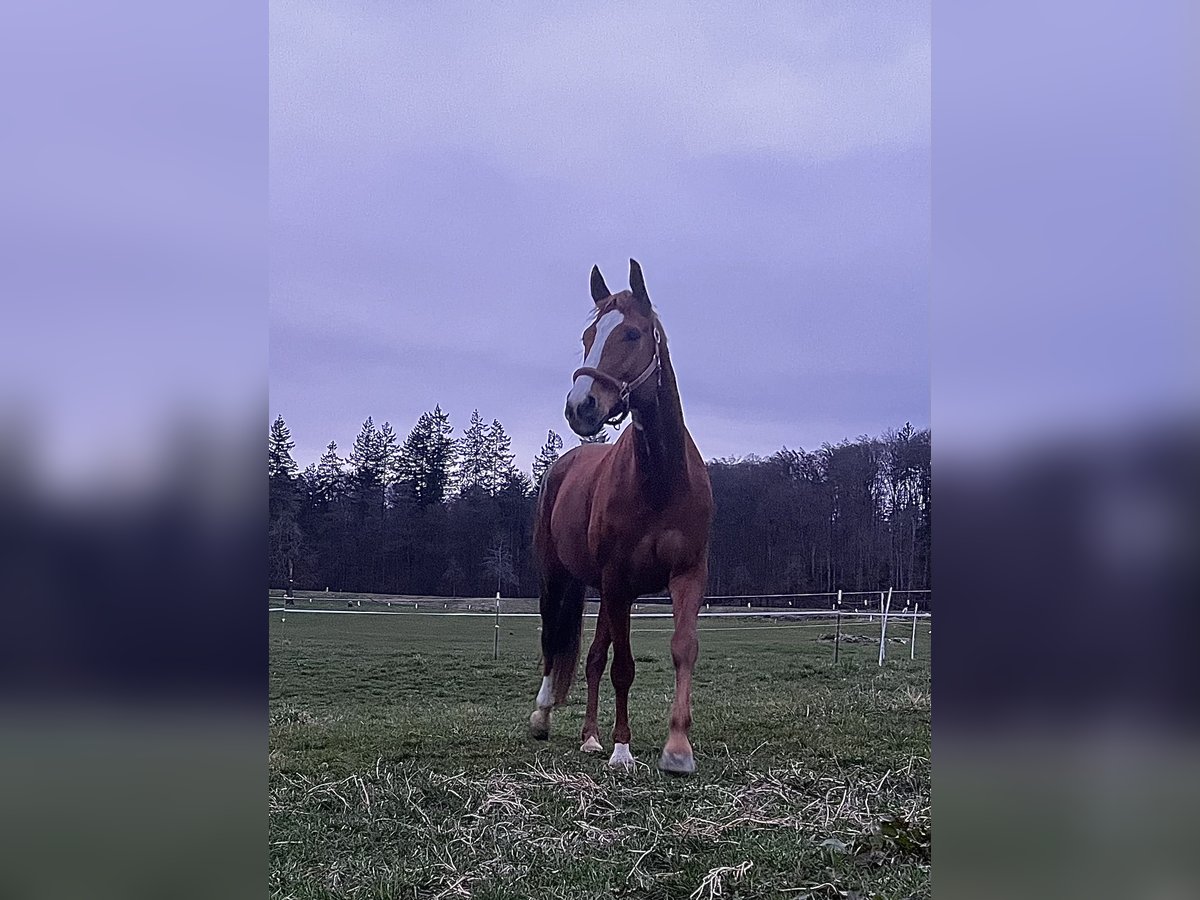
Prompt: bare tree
<box><xmin>483</xmin><ymin>538</ymin><xmax>518</xmax><ymax>595</ymax></box>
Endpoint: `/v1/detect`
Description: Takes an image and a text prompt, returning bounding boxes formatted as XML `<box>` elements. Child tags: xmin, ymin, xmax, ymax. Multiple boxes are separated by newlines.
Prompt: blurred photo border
<box><xmin>0</xmin><ymin>2</ymin><xmax>1196</xmax><ymax>898</ymax></box>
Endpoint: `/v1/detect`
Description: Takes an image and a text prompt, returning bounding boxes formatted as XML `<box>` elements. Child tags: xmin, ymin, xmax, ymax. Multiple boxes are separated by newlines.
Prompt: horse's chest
<box><xmin>591</xmin><ymin>507</ymin><xmax>682</xmax><ymax>581</ymax></box>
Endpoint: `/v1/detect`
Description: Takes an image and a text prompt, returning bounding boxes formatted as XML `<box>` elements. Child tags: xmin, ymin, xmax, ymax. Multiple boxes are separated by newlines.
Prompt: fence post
<box><xmin>877</xmin><ymin>587</ymin><xmax>894</xmax><ymax>667</ymax></box>
<box><xmin>910</xmin><ymin>599</ymin><xmax>919</xmax><ymax>660</ymax></box>
<box><xmin>493</xmin><ymin>591</ymin><xmax>500</xmax><ymax>660</ymax></box>
<box><xmin>834</xmin><ymin>589</ymin><xmax>843</xmax><ymax>663</ymax></box>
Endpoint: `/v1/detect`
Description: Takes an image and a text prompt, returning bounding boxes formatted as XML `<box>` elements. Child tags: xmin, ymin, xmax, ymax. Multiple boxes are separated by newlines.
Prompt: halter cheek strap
<box><xmin>572</xmin><ymin>327</ymin><xmax>661</xmax><ymax>427</ymax></box>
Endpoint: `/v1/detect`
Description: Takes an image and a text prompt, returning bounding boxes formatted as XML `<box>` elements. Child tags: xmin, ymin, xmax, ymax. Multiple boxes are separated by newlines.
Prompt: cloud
<box><xmin>271</xmin><ymin>2</ymin><xmax>929</xmax><ymax>179</ymax></box>
<box><xmin>268</xmin><ymin>1</ymin><xmax>930</xmax><ymax>468</ymax></box>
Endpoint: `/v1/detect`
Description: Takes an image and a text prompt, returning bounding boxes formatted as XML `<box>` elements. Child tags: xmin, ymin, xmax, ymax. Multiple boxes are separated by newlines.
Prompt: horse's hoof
<box><xmin>528</xmin><ymin>710</ymin><xmax>550</xmax><ymax>741</ymax></box>
<box><xmin>580</xmin><ymin>735</ymin><xmax>604</xmax><ymax>753</ymax></box>
<box><xmin>658</xmin><ymin>750</ymin><xmax>696</xmax><ymax>776</ymax></box>
<box><xmin>608</xmin><ymin>743</ymin><xmax>636</xmax><ymax>770</ymax></box>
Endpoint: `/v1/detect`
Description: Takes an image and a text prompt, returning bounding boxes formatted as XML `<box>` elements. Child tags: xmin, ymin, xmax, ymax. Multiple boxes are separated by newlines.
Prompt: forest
<box><xmin>269</xmin><ymin>410</ymin><xmax>930</xmax><ymax>602</ymax></box>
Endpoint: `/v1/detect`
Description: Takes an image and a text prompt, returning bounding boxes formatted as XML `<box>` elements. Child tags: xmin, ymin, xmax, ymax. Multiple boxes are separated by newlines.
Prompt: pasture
<box><xmin>269</xmin><ymin>607</ymin><xmax>930</xmax><ymax>899</ymax></box>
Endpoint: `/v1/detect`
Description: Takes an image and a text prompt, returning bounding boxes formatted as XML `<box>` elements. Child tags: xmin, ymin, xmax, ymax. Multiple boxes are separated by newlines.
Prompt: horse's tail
<box><xmin>544</xmin><ymin>578</ymin><xmax>587</xmax><ymax>705</ymax></box>
<box><xmin>532</xmin><ymin>452</ymin><xmax>585</xmax><ymax>704</ymax></box>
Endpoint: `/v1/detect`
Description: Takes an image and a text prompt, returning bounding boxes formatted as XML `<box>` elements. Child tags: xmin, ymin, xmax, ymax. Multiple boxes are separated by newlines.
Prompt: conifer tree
<box><xmin>531</xmin><ymin>429</ymin><xmax>564</xmax><ymax>488</ymax></box>
<box><xmin>485</xmin><ymin>418</ymin><xmax>518</xmax><ymax>495</ymax></box>
<box><xmin>350</xmin><ymin>417</ymin><xmax>380</xmax><ymax>480</ymax></box>
<box><xmin>349</xmin><ymin>417</ymin><xmax>387</xmax><ymax>510</ymax></box>
<box><xmin>398</xmin><ymin>405</ymin><xmax>457</xmax><ymax>507</ymax></box>
<box><xmin>456</xmin><ymin>409</ymin><xmax>490</xmax><ymax>496</ymax></box>
<box><xmin>300</xmin><ymin>462</ymin><xmax>319</xmax><ymax>502</ymax></box>
<box><xmin>376</xmin><ymin>421</ymin><xmax>402</xmax><ymax>488</ymax></box>
<box><xmin>268</xmin><ymin>415</ymin><xmax>299</xmax><ymax>479</ymax></box>
<box><xmin>268</xmin><ymin>415</ymin><xmax>303</xmax><ymax>590</ymax></box>
<box><xmin>497</xmin><ymin>468</ymin><xmax>534</xmax><ymax>498</ymax></box>
<box><xmin>314</xmin><ymin>440</ymin><xmax>346</xmax><ymax>503</ymax></box>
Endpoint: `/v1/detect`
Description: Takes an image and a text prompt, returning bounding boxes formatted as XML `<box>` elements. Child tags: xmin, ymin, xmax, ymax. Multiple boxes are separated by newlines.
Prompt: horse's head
<box><xmin>565</xmin><ymin>259</ymin><xmax>661</xmax><ymax>437</ymax></box>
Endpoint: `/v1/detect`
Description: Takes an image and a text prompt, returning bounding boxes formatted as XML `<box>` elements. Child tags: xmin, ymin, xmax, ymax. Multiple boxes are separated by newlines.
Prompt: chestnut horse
<box><xmin>528</xmin><ymin>259</ymin><xmax>713</xmax><ymax>775</ymax></box>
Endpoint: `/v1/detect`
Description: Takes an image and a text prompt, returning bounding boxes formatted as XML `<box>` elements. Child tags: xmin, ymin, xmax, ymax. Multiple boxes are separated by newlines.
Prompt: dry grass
<box><xmin>271</xmin><ymin>754</ymin><xmax>929</xmax><ymax>899</ymax></box>
<box><xmin>270</xmin><ymin>612</ymin><xmax>931</xmax><ymax>898</ymax></box>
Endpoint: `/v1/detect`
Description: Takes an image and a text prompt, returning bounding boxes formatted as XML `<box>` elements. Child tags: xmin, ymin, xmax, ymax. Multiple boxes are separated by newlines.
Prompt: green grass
<box><xmin>270</xmin><ymin>611</ymin><xmax>930</xmax><ymax>899</ymax></box>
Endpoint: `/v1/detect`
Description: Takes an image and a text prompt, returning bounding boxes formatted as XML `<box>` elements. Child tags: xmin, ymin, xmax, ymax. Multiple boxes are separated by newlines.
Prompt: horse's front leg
<box><xmin>580</xmin><ymin>605</ymin><xmax>610</xmax><ymax>753</ymax></box>
<box><xmin>606</xmin><ymin>591</ymin><xmax>637</xmax><ymax>770</ymax></box>
<box><xmin>659</xmin><ymin>564</ymin><xmax>706</xmax><ymax>775</ymax></box>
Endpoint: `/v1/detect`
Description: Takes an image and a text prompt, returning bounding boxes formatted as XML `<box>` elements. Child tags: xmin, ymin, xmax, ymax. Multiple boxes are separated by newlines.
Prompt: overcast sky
<box><xmin>270</xmin><ymin>1</ymin><xmax>929</xmax><ymax>471</ymax></box>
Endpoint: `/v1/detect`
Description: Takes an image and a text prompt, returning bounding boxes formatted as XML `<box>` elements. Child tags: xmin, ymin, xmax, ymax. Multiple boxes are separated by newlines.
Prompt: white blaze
<box><xmin>567</xmin><ymin>310</ymin><xmax>624</xmax><ymax>407</ymax></box>
<box><xmin>535</xmin><ymin>675</ymin><xmax>554</xmax><ymax>709</ymax></box>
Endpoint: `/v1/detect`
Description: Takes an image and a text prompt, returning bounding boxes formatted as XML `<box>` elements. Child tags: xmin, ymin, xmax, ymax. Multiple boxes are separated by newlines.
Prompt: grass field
<box><xmin>269</xmin><ymin>609</ymin><xmax>930</xmax><ymax>899</ymax></box>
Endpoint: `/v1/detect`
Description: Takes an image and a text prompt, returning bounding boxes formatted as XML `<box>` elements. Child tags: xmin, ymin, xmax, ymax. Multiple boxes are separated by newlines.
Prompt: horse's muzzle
<box><xmin>565</xmin><ymin>392</ymin><xmax>603</xmax><ymax>437</ymax></box>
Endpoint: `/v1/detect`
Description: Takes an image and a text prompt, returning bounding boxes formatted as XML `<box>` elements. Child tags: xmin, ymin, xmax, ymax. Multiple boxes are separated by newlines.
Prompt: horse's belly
<box><xmin>557</xmin><ymin>536</ymin><xmax>599</xmax><ymax>586</ymax></box>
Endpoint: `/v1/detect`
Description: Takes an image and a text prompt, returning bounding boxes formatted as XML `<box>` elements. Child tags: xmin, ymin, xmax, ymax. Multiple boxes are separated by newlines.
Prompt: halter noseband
<box><xmin>572</xmin><ymin>327</ymin><xmax>661</xmax><ymax>428</ymax></box>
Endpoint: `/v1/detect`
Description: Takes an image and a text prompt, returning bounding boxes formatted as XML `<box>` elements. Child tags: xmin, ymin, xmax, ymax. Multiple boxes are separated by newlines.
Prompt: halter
<box><xmin>572</xmin><ymin>326</ymin><xmax>661</xmax><ymax>428</ymax></box>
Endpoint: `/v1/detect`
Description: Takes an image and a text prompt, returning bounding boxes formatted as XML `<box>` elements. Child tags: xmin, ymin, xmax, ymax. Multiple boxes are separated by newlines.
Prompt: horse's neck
<box><xmin>630</xmin><ymin>346</ymin><xmax>689</xmax><ymax>504</ymax></box>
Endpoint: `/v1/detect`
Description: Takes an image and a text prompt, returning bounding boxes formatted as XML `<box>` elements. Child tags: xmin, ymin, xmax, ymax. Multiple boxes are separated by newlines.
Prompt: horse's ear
<box><xmin>629</xmin><ymin>258</ymin><xmax>651</xmax><ymax>313</ymax></box>
<box><xmin>590</xmin><ymin>266</ymin><xmax>611</xmax><ymax>304</ymax></box>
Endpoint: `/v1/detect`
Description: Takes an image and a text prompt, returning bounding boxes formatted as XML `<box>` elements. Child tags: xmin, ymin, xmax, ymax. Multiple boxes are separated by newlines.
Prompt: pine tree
<box><xmin>531</xmin><ymin>429</ymin><xmax>564</xmax><ymax>488</ymax></box>
<box><xmin>456</xmin><ymin>410</ymin><xmax>490</xmax><ymax>496</ymax></box>
<box><xmin>379</xmin><ymin>421</ymin><xmax>402</xmax><ymax>489</ymax></box>
<box><xmin>314</xmin><ymin>440</ymin><xmax>346</xmax><ymax>503</ymax></box>
<box><xmin>268</xmin><ymin>415</ymin><xmax>303</xmax><ymax>590</ymax></box>
<box><xmin>433</xmin><ymin>406</ymin><xmax>459</xmax><ymax>496</ymax></box>
<box><xmin>497</xmin><ymin>468</ymin><xmax>534</xmax><ymax>498</ymax></box>
<box><xmin>349</xmin><ymin>417</ymin><xmax>387</xmax><ymax>509</ymax></box>
<box><xmin>300</xmin><ymin>462</ymin><xmax>319</xmax><ymax>502</ymax></box>
<box><xmin>485</xmin><ymin>418</ymin><xmax>518</xmax><ymax>495</ymax></box>
<box><xmin>398</xmin><ymin>405</ymin><xmax>457</xmax><ymax>507</ymax></box>
<box><xmin>268</xmin><ymin>415</ymin><xmax>299</xmax><ymax>479</ymax></box>
<box><xmin>350</xmin><ymin>417</ymin><xmax>380</xmax><ymax>481</ymax></box>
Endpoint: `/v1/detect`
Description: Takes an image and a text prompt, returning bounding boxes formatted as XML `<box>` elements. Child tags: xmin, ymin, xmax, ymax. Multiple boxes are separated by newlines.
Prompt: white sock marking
<box><xmin>608</xmin><ymin>742</ymin><xmax>635</xmax><ymax>769</ymax></box>
<box><xmin>535</xmin><ymin>675</ymin><xmax>554</xmax><ymax>709</ymax></box>
<box><xmin>568</xmin><ymin>310</ymin><xmax>624</xmax><ymax>407</ymax></box>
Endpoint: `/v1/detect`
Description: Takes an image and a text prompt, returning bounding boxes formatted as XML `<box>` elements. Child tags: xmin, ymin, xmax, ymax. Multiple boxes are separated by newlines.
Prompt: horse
<box><xmin>528</xmin><ymin>259</ymin><xmax>713</xmax><ymax>775</ymax></box>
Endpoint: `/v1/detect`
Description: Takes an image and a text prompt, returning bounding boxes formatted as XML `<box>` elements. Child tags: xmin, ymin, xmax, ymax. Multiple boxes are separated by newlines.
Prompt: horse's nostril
<box><xmin>581</xmin><ymin>394</ymin><xmax>596</xmax><ymax>412</ymax></box>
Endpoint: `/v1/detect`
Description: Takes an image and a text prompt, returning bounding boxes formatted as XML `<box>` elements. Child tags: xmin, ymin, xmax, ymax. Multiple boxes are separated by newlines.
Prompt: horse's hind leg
<box><xmin>529</xmin><ymin>670</ymin><xmax>554</xmax><ymax>739</ymax></box>
<box><xmin>529</xmin><ymin>575</ymin><xmax>563</xmax><ymax>739</ymax></box>
<box><xmin>529</xmin><ymin>574</ymin><xmax>585</xmax><ymax>740</ymax></box>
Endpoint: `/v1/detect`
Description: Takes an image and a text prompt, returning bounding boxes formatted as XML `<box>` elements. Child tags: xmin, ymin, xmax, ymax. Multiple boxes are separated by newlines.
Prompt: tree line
<box><xmin>269</xmin><ymin>410</ymin><xmax>929</xmax><ymax>600</ymax></box>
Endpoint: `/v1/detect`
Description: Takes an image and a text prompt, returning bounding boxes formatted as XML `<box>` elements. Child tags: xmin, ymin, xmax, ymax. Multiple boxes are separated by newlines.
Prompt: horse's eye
<box><xmin>624</xmin><ymin>328</ymin><xmax>641</xmax><ymax>342</ymax></box>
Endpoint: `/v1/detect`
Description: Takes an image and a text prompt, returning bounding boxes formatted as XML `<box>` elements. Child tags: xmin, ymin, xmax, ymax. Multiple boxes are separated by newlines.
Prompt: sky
<box><xmin>269</xmin><ymin>1</ymin><xmax>930</xmax><ymax>472</ymax></box>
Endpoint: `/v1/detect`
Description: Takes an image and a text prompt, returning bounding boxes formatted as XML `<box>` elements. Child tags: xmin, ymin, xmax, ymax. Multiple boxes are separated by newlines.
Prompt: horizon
<box><xmin>273</xmin><ymin>405</ymin><xmax>928</xmax><ymax>475</ymax></box>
